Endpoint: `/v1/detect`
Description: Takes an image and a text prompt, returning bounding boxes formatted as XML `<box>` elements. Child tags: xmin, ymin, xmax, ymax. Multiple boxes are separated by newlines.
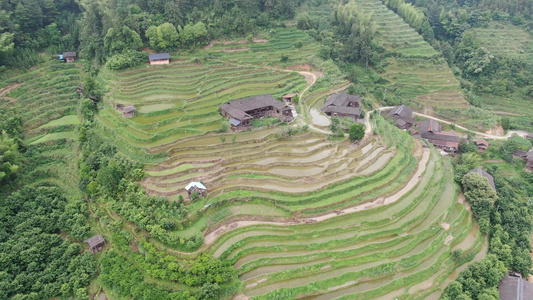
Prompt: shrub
<box><xmin>106</xmin><ymin>50</ymin><xmax>145</xmax><ymax>70</ymax></box>
<box><xmin>280</xmin><ymin>55</ymin><xmax>289</xmax><ymax>63</ymax></box>
<box><xmin>349</xmin><ymin>123</ymin><xmax>365</xmax><ymax>141</ymax></box>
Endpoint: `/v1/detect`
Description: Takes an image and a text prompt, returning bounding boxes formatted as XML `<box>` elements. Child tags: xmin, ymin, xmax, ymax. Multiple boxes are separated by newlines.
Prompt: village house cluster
<box><xmin>386</xmin><ymin>104</ymin><xmax>460</xmax><ymax>153</ymax></box>
<box><xmin>219</xmin><ymin>94</ymin><xmax>294</xmax><ymax>131</ymax></box>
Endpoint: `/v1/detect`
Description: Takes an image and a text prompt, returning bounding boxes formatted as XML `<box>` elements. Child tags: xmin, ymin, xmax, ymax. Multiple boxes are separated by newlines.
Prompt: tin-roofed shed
<box><xmin>148</xmin><ymin>53</ymin><xmax>171</xmax><ymax>65</ymax></box>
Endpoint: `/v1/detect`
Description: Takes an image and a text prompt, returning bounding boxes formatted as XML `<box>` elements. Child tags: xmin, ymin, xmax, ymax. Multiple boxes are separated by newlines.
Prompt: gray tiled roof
<box><xmin>148</xmin><ymin>53</ymin><xmax>171</xmax><ymax>60</ymax></box>
<box><xmin>469</xmin><ymin>167</ymin><xmax>496</xmax><ymax>191</ymax></box>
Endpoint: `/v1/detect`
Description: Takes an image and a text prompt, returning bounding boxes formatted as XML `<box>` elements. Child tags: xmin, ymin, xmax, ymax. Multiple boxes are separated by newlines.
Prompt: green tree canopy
<box><xmin>349</xmin><ymin>123</ymin><xmax>365</xmax><ymax>141</ymax></box>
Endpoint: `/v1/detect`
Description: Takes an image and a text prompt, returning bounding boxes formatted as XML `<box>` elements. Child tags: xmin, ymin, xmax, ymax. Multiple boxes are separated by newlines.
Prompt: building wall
<box><xmin>150</xmin><ymin>59</ymin><xmax>170</xmax><ymax>65</ymax></box>
<box><xmin>66</xmin><ymin>57</ymin><xmax>75</xmax><ymax>63</ymax></box>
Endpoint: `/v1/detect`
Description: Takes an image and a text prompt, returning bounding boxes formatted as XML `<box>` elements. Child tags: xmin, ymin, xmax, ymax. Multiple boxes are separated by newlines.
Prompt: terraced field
<box><xmin>132</xmin><ymin>110</ymin><xmax>484</xmax><ymax>298</ymax></box>
<box><xmin>469</xmin><ymin>22</ymin><xmax>533</xmax><ymax>62</ymax></box>
<box><xmin>199</xmin><ymin>146</ymin><xmax>484</xmax><ymax>299</ymax></box>
<box><xmin>99</xmin><ymin>63</ymin><xmax>305</xmax><ymax>152</ymax></box>
<box><xmin>356</xmin><ymin>0</ymin><xmax>468</xmax><ymax>110</ymax></box>
<box><xmin>0</xmin><ymin>60</ymin><xmax>82</xmax><ymax>196</ymax></box>
<box><xmin>466</xmin><ymin>22</ymin><xmax>533</xmax><ymax>131</ymax></box>
<box><xmin>90</xmin><ymin>24</ymin><xmax>486</xmax><ymax>298</ymax></box>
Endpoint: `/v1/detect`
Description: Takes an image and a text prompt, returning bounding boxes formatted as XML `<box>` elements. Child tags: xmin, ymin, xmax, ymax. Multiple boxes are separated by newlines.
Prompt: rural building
<box><xmin>321</xmin><ymin>92</ymin><xmax>362</xmax><ymax>120</ymax></box>
<box><xmin>85</xmin><ymin>235</ymin><xmax>105</xmax><ymax>254</ymax></box>
<box><xmin>185</xmin><ymin>182</ymin><xmax>207</xmax><ymax>200</ymax></box>
<box><xmin>525</xmin><ymin>133</ymin><xmax>533</xmax><ymax>141</ymax></box>
<box><xmin>282</xmin><ymin>93</ymin><xmax>298</xmax><ymax>103</ymax></box>
<box><xmin>513</xmin><ymin>150</ymin><xmax>528</xmax><ymax>160</ymax></box>
<box><xmin>499</xmin><ymin>273</ymin><xmax>533</xmax><ymax>300</ymax></box>
<box><xmin>476</xmin><ymin>139</ymin><xmax>490</xmax><ymax>153</ymax></box>
<box><xmin>63</xmin><ymin>52</ymin><xmax>77</xmax><ymax>63</ymax></box>
<box><xmin>115</xmin><ymin>104</ymin><xmax>137</xmax><ymax>118</ymax></box>
<box><xmin>417</xmin><ymin>119</ymin><xmax>460</xmax><ymax>153</ymax></box>
<box><xmin>527</xmin><ymin>150</ymin><xmax>533</xmax><ymax>171</ymax></box>
<box><xmin>468</xmin><ymin>167</ymin><xmax>496</xmax><ymax>191</ymax></box>
<box><xmin>387</xmin><ymin>104</ymin><xmax>414</xmax><ymax>129</ymax></box>
<box><xmin>220</xmin><ymin>94</ymin><xmax>293</xmax><ymax>131</ymax></box>
<box><xmin>148</xmin><ymin>53</ymin><xmax>171</xmax><ymax>65</ymax></box>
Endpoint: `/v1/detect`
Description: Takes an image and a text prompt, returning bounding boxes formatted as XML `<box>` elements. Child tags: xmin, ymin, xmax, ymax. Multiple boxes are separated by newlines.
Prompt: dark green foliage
<box><xmin>0</xmin><ymin>186</ymin><xmax>95</xmax><ymax>299</ymax></box>
<box><xmin>349</xmin><ymin>123</ymin><xmax>365</xmax><ymax>141</ymax></box>
<box><xmin>462</xmin><ymin>172</ymin><xmax>497</xmax><ymax>233</ymax></box>
<box><xmin>499</xmin><ymin>135</ymin><xmax>532</xmax><ymax>162</ymax></box>
<box><xmin>0</xmin><ymin>133</ymin><xmax>21</xmax><ymax>188</ymax></box>
<box><xmin>459</xmin><ymin>141</ymin><xmax>478</xmax><ymax>154</ymax></box>
<box><xmin>441</xmin><ymin>255</ymin><xmax>506</xmax><ymax>300</ymax></box>
<box><xmin>106</xmin><ymin>50</ymin><xmax>145</xmax><ymax>70</ymax></box>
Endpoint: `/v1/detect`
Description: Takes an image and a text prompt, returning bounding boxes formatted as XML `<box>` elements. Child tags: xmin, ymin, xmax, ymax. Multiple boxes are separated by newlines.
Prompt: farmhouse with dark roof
<box><xmin>417</xmin><ymin>119</ymin><xmax>460</xmax><ymax>153</ymax></box>
<box><xmin>321</xmin><ymin>92</ymin><xmax>362</xmax><ymax>120</ymax></box>
<box><xmin>115</xmin><ymin>103</ymin><xmax>137</xmax><ymax>118</ymax></box>
<box><xmin>476</xmin><ymin>139</ymin><xmax>489</xmax><ymax>153</ymax></box>
<box><xmin>387</xmin><ymin>104</ymin><xmax>414</xmax><ymax>129</ymax></box>
<box><xmin>527</xmin><ymin>150</ymin><xmax>533</xmax><ymax>171</ymax></box>
<box><xmin>63</xmin><ymin>52</ymin><xmax>77</xmax><ymax>63</ymax></box>
<box><xmin>220</xmin><ymin>94</ymin><xmax>293</xmax><ymax>131</ymax></box>
<box><xmin>148</xmin><ymin>53</ymin><xmax>171</xmax><ymax>65</ymax></box>
<box><xmin>499</xmin><ymin>273</ymin><xmax>533</xmax><ymax>300</ymax></box>
<box><xmin>85</xmin><ymin>235</ymin><xmax>105</xmax><ymax>254</ymax></box>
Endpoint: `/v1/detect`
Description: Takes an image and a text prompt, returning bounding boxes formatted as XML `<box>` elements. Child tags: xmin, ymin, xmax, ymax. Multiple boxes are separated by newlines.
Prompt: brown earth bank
<box><xmin>0</xmin><ymin>82</ymin><xmax>21</xmax><ymax>102</ymax></box>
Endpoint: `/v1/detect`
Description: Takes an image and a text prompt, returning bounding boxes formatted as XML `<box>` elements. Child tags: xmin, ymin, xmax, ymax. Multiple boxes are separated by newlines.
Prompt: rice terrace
<box><xmin>1</xmin><ymin>0</ymin><xmax>533</xmax><ymax>300</ymax></box>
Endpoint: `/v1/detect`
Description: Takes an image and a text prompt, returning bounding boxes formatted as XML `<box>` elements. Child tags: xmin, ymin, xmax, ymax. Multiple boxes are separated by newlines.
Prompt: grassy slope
<box><xmin>356</xmin><ymin>0</ymin><xmax>468</xmax><ymax>111</ymax></box>
<box><xmin>467</xmin><ymin>21</ymin><xmax>533</xmax><ymax>131</ymax></box>
<box><xmin>0</xmin><ymin>61</ymin><xmax>82</xmax><ymax>199</ymax></box>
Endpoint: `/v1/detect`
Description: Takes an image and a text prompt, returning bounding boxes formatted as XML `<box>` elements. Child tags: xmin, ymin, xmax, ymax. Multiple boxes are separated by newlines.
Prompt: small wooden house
<box><xmin>282</xmin><ymin>93</ymin><xmax>298</xmax><ymax>103</ymax></box>
<box><xmin>417</xmin><ymin>119</ymin><xmax>460</xmax><ymax>153</ymax></box>
<box><xmin>185</xmin><ymin>182</ymin><xmax>207</xmax><ymax>200</ymax></box>
<box><xmin>321</xmin><ymin>92</ymin><xmax>362</xmax><ymax>120</ymax></box>
<box><xmin>477</xmin><ymin>139</ymin><xmax>490</xmax><ymax>153</ymax></box>
<box><xmin>148</xmin><ymin>53</ymin><xmax>171</xmax><ymax>65</ymax></box>
<box><xmin>85</xmin><ymin>235</ymin><xmax>105</xmax><ymax>254</ymax></box>
<box><xmin>387</xmin><ymin>105</ymin><xmax>414</xmax><ymax>130</ymax></box>
<box><xmin>122</xmin><ymin>105</ymin><xmax>136</xmax><ymax>118</ymax></box>
<box><xmin>63</xmin><ymin>52</ymin><xmax>77</xmax><ymax>63</ymax></box>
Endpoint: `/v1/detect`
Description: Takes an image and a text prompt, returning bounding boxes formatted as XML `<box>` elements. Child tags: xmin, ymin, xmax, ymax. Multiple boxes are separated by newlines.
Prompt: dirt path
<box><xmin>374</xmin><ymin>106</ymin><xmax>529</xmax><ymax>139</ymax></box>
<box><xmin>0</xmin><ymin>82</ymin><xmax>21</xmax><ymax>103</ymax></box>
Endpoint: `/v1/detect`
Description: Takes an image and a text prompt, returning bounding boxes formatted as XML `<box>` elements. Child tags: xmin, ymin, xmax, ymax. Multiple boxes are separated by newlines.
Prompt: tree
<box><xmin>0</xmin><ymin>133</ymin><xmax>20</xmax><ymax>187</ymax></box>
<box><xmin>146</xmin><ymin>23</ymin><xmax>179</xmax><ymax>51</ymax></box>
<box><xmin>462</xmin><ymin>172</ymin><xmax>497</xmax><ymax>233</ymax></box>
<box><xmin>0</xmin><ymin>32</ymin><xmax>15</xmax><ymax>65</ymax></box>
<box><xmin>349</xmin><ymin>123</ymin><xmax>365</xmax><ymax>141</ymax></box>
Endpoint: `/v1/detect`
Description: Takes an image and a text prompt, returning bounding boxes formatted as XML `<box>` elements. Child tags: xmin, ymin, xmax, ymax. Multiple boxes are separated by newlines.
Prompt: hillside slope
<box><xmin>357</xmin><ymin>0</ymin><xmax>469</xmax><ymax>111</ymax></box>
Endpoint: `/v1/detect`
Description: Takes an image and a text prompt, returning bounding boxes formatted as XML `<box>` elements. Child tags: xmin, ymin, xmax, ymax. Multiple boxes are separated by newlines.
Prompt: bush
<box><xmin>349</xmin><ymin>123</ymin><xmax>365</xmax><ymax>141</ymax></box>
<box><xmin>280</xmin><ymin>55</ymin><xmax>289</xmax><ymax>63</ymax></box>
<box><xmin>107</xmin><ymin>50</ymin><xmax>145</xmax><ymax>70</ymax></box>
